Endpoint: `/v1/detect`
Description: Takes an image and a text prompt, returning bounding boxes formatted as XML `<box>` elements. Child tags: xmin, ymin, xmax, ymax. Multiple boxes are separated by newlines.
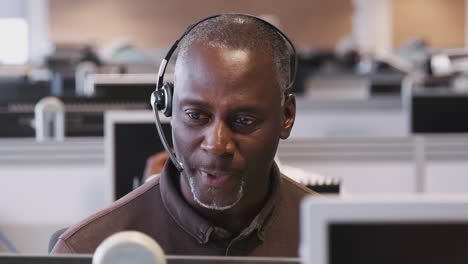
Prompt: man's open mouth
<box><xmin>198</xmin><ymin>168</ymin><xmax>236</xmax><ymax>187</ymax></box>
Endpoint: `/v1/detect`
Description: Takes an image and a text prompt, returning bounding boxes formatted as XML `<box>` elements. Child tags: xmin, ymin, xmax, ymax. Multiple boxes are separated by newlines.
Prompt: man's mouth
<box><xmin>198</xmin><ymin>168</ymin><xmax>236</xmax><ymax>187</ymax></box>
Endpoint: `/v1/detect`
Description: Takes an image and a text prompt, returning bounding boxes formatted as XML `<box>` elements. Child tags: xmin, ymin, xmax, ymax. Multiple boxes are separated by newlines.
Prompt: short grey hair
<box><xmin>175</xmin><ymin>14</ymin><xmax>291</xmax><ymax>98</ymax></box>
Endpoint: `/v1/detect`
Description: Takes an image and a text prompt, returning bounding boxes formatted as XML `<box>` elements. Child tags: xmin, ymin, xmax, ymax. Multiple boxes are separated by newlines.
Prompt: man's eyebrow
<box><xmin>232</xmin><ymin>105</ymin><xmax>264</xmax><ymax>114</ymax></box>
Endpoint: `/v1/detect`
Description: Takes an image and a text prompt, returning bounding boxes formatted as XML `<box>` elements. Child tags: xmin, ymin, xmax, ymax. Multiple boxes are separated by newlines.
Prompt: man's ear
<box><xmin>280</xmin><ymin>94</ymin><xmax>296</xmax><ymax>139</ymax></box>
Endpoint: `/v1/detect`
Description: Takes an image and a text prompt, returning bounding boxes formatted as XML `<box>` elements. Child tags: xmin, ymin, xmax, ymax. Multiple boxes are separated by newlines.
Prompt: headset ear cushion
<box><xmin>163</xmin><ymin>82</ymin><xmax>174</xmax><ymax>117</ymax></box>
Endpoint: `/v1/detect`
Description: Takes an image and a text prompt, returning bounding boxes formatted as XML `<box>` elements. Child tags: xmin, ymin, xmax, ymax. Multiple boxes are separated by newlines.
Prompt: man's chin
<box><xmin>188</xmin><ymin>175</ymin><xmax>245</xmax><ymax>211</ymax></box>
<box><xmin>193</xmin><ymin>195</ymin><xmax>241</xmax><ymax>211</ymax></box>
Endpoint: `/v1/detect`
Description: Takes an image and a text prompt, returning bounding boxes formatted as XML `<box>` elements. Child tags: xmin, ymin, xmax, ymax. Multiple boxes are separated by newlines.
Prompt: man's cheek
<box><xmin>173</xmin><ymin>130</ymin><xmax>195</xmax><ymax>161</ymax></box>
<box><xmin>250</xmin><ymin>140</ymin><xmax>277</xmax><ymax>166</ymax></box>
<box><xmin>172</xmin><ymin>129</ymin><xmax>186</xmax><ymax>156</ymax></box>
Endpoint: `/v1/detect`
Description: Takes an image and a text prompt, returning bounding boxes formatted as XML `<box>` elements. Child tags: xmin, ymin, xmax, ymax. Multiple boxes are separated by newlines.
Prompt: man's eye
<box><xmin>184</xmin><ymin>111</ymin><xmax>209</xmax><ymax>123</ymax></box>
<box><xmin>234</xmin><ymin>116</ymin><xmax>255</xmax><ymax>126</ymax></box>
<box><xmin>187</xmin><ymin>112</ymin><xmax>201</xmax><ymax>120</ymax></box>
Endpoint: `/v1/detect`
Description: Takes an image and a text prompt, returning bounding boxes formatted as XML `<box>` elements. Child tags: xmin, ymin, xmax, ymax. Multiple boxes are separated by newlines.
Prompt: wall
<box><xmin>49</xmin><ymin>0</ymin><xmax>352</xmax><ymax>50</ymax></box>
<box><xmin>392</xmin><ymin>0</ymin><xmax>465</xmax><ymax>48</ymax></box>
<box><xmin>352</xmin><ymin>0</ymin><xmax>392</xmax><ymax>57</ymax></box>
<box><xmin>26</xmin><ymin>0</ymin><xmax>52</xmax><ymax>64</ymax></box>
<box><xmin>0</xmin><ymin>0</ymin><xmax>51</xmax><ymax>64</ymax></box>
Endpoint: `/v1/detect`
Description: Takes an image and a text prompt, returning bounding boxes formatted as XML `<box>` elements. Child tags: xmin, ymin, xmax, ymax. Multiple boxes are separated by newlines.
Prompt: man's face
<box><xmin>172</xmin><ymin>43</ymin><xmax>294</xmax><ymax>210</ymax></box>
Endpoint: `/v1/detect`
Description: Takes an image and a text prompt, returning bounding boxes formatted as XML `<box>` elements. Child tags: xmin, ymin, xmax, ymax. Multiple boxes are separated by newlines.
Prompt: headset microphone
<box><xmin>151</xmin><ymin>14</ymin><xmax>298</xmax><ymax>173</ymax></box>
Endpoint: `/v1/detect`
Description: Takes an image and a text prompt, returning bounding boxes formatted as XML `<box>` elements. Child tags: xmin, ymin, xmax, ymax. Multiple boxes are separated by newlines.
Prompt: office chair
<box><xmin>48</xmin><ymin>228</ymin><xmax>68</xmax><ymax>253</ymax></box>
<box><xmin>0</xmin><ymin>231</ymin><xmax>17</xmax><ymax>253</ymax></box>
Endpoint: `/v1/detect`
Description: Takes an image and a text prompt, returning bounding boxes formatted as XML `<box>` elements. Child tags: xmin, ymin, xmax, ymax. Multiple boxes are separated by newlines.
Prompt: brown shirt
<box><xmin>51</xmin><ymin>162</ymin><xmax>313</xmax><ymax>256</ymax></box>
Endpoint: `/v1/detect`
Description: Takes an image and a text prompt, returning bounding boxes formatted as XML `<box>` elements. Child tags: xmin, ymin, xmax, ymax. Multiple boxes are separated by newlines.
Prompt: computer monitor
<box><xmin>300</xmin><ymin>195</ymin><xmax>468</xmax><ymax>264</ymax></box>
<box><xmin>93</xmin><ymin>82</ymin><xmax>154</xmax><ymax>103</ymax></box>
<box><xmin>0</xmin><ymin>78</ymin><xmax>50</xmax><ymax>107</ymax></box>
<box><xmin>0</xmin><ymin>255</ymin><xmax>91</xmax><ymax>264</ymax></box>
<box><xmin>105</xmin><ymin>110</ymin><xmax>171</xmax><ymax>201</ymax></box>
<box><xmin>368</xmin><ymin>73</ymin><xmax>404</xmax><ymax>96</ymax></box>
<box><xmin>0</xmin><ymin>254</ymin><xmax>298</xmax><ymax>264</ymax></box>
<box><xmin>90</xmin><ymin>73</ymin><xmax>164</xmax><ymax>104</ymax></box>
<box><xmin>410</xmin><ymin>90</ymin><xmax>468</xmax><ymax>133</ymax></box>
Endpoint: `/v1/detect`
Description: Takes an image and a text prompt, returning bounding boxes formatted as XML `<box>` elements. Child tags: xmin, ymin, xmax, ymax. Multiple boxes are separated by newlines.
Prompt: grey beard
<box><xmin>188</xmin><ymin>175</ymin><xmax>245</xmax><ymax>211</ymax></box>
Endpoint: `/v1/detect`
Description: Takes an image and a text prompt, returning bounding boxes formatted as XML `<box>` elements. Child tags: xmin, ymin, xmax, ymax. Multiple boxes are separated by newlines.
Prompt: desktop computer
<box><xmin>301</xmin><ymin>195</ymin><xmax>468</xmax><ymax>264</ymax></box>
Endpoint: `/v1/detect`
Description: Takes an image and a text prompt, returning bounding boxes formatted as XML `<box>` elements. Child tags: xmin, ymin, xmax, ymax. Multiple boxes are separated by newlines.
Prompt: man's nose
<box><xmin>200</xmin><ymin>120</ymin><xmax>236</xmax><ymax>156</ymax></box>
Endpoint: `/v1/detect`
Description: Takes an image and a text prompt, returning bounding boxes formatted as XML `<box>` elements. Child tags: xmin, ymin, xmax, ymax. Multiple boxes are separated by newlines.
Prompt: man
<box><xmin>52</xmin><ymin>14</ymin><xmax>313</xmax><ymax>257</ymax></box>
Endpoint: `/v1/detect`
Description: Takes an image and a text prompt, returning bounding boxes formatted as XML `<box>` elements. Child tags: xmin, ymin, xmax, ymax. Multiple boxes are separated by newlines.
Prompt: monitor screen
<box><xmin>94</xmin><ymin>83</ymin><xmax>155</xmax><ymax>104</ymax></box>
<box><xmin>411</xmin><ymin>94</ymin><xmax>468</xmax><ymax>133</ymax></box>
<box><xmin>0</xmin><ymin>255</ymin><xmax>92</xmax><ymax>264</ymax></box>
<box><xmin>113</xmin><ymin>122</ymin><xmax>172</xmax><ymax>200</ymax></box>
<box><xmin>0</xmin><ymin>79</ymin><xmax>50</xmax><ymax>106</ymax></box>
<box><xmin>329</xmin><ymin>222</ymin><xmax>468</xmax><ymax>264</ymax></box>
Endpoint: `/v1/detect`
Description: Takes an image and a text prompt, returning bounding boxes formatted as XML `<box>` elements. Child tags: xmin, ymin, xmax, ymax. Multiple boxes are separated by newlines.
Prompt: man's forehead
<box><xmin>178</xmin><ymin>42</ymin><xmax>260</xmax><ymax>66</ymax></box>
<box><xmin>176</xmin><ymin>80</ymin><xmax>271</xmax><ymax>105</ymax></box>
<box><xmin>176</xmin><ymin>43</ymin><xmax>275</xmax><ymax>80</ymax></box>
<box><xmin>177</xmin><ymin>50</ymin><xmax>277</xmax><ymax>95</ymax></box>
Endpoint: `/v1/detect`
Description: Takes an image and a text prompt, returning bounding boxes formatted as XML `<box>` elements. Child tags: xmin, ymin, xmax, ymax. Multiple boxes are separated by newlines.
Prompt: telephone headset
<box><xmin>150</xmin><ymin>14</ymin><xmax>298</xmax><ymax>172</ymax></box>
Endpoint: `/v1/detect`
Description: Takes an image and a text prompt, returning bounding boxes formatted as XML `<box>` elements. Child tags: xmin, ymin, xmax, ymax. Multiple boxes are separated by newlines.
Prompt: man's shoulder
<box><xmin>275</xmin><ymin>173</ymin><xmax>315</xmax><ymax>216</ymax></box>
<box><xmin>280</xmin><ymin>173</ymin><xmax>315</xmax><ymax>197</ymax></box>
<box><xmin>252</xmin><ymin>173</ymin><xmax>314</xmax><ymax>256</ymax></box>
<box><xmin>52</xmin><ymin>175</ymin><xmax>163</xmax><ymax>254</ymax></box>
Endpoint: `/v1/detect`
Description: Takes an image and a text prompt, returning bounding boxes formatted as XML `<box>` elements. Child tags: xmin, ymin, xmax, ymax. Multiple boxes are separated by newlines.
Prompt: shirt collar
<box><xmin>160</xmin><ymin>161</ymin><xmax>282</xmax><ymax>244</ymax></box>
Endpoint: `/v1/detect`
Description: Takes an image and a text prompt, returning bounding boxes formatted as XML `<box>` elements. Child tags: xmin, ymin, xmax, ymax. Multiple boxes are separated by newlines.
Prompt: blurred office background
<box><xmin>0</xmin><ymin>0</ymin><xmax>468</xmax><ymax>254</ymax></box>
